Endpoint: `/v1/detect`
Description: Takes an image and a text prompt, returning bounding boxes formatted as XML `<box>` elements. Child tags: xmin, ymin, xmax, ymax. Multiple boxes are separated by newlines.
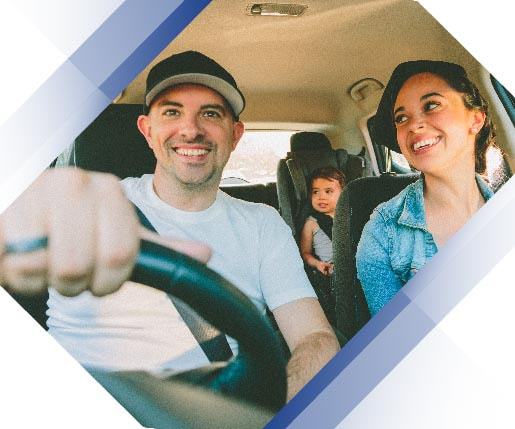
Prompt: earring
<box><xmin>471</xmin><ymin>127</ymin><xmax>477</xmax><ymax>133</ymax></box>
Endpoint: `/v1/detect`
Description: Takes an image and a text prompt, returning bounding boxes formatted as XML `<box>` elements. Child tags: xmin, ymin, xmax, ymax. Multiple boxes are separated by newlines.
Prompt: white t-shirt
<box><xmin>47</xmin><ymin>174</ymin><xmax>315</xmax><ymax>373</ymax></box>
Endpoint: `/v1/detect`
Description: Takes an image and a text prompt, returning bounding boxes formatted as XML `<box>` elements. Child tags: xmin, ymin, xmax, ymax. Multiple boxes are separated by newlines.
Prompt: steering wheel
<box><xmin>128</xmin><ymin>239</ymin><xmax>287</xmax><ymax>411</ymax></box>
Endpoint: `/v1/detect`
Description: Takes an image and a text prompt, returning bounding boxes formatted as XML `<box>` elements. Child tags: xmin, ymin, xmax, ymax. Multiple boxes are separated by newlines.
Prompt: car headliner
<box><xmin>113</xmin><ymin>0</ymin><xmax>515</xmax><ymax>170</ymax></box>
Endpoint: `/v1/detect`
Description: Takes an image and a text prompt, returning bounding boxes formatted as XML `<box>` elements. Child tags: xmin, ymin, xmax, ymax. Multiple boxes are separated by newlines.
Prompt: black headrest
<box><xmin>71</xmin><ymin>104</ymin><xmax>156</xmax><ymax>178</ymax></box>
<box><xmin>290</xmin><ymin>132</ymin><xmax>331</xmax><ymax>152</ymax></box>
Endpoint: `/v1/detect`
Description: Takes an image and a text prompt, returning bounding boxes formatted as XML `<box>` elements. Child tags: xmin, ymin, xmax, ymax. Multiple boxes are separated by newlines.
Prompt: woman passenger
<box><xmin>356</xmin><ymin>60</ymin><xmax>497</xmax><ymax>316</ymax></box>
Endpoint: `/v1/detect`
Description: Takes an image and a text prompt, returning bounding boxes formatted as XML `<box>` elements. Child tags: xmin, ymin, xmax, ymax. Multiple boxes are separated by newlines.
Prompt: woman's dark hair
<box><xmin>309</xmin><ymin>166</ymin><xmax>347</xmax><ymax>190</ymax></box>
<box><xmin>437</xmin><ymin>71</ymin><xmax>496</xmax><ymax>174</ymax></box>
<box><xmin>372</xmin><ymin>60</ymin><xmax>497</xmax><ymax>174</ymax></box>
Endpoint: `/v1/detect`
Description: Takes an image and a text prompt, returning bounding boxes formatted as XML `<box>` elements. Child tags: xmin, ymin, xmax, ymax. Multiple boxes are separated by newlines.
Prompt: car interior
<box><xmin>8</xmin><ymin>0</ymin><xmax>515</xmax><ymax>427</ymax></box>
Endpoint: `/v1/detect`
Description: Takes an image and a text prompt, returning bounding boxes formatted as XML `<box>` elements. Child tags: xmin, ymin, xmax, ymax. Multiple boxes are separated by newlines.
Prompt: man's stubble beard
<box><xmin>159</xmin><ymin>135</ymin><xmax>233</xmax><ymax>192</ymax></box>
<box><xmin>163</xmin><ymin>152</ymin><xmax>224</xmax><ymax>193</ymax></box>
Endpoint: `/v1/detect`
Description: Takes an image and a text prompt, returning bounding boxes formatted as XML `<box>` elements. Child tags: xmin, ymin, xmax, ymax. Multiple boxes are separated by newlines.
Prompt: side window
<box><xmin>486</xmin><ymin>75</ymin><xmax>513</xmax><ymax>190</ymax></box>
<box><xmin>491</xmin><ymin>75</ymin><xmax>515</xmax><ymax>126</ymax></box>
<box><xmin>366</xmin><ymin>116</ymin><xmax>412</xmax><ymax>174</ymax></box>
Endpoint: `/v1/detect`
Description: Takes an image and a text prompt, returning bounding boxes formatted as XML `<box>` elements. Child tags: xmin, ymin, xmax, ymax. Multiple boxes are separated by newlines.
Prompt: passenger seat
<box><xmin>332</xmin><ymin>173</ymin><xmax>420</xmax><ymax>340</ymax></box>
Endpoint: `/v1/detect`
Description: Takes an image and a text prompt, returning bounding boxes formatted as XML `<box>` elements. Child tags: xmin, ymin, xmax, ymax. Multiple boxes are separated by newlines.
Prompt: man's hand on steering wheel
<box><xmin>0</xmin><ymin>168</ymin><xmax>288</xmax><ymax>411</ymax></box>
<box><xmin>0</xmin><ymin>168</ymin><xmax>211</xmax><ymax>296</ymax></box>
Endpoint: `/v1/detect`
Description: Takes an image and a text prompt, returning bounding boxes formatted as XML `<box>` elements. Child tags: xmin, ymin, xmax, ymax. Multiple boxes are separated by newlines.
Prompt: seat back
<box><xmin>276</xmin><ymin>132</ymin><xmax>371</xmax><ymax>240</ymax></box>
<box><xmin>221</xmin><ymin>183</ymin><xmax>279</xmax><ymax>209</ymax></box>
<box><xmin>332</xmin><ymin>173</ymin><xmax>420</xmax><ymax>339</ymax></box>
<box><xmin>69</xmin><ymin>103</ymin><xmax>156</xmax><ymax>177</ymax></box>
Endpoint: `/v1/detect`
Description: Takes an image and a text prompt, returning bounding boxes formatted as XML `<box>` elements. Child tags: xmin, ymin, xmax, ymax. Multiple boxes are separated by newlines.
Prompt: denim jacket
<box><xmin>356</xmin><ymin>174</ymin><xmax>493</xmax><ymax>316</ymax></box>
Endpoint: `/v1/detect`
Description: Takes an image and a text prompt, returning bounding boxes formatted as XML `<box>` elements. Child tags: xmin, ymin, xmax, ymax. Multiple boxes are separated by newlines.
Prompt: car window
<box><xmin>221</xmin><ymin>131</ymin><xmax>295</xmax><ymax>184</ymax></box>
<box><xmin>491</xmin><ymin>74</ymin><xmax>515</xmax><ymax>126</ymax></box>
<box><xmin>366</xmin><ymin>116</ymin><xmax>412</xmax><ymax>174</ymax></box>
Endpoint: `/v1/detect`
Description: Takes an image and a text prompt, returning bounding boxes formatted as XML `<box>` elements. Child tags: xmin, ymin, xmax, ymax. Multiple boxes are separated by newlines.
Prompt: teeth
<box><xmin>413</xmin><ymin>137</ymin><xmax>439</xmax><ymax>151</ymax></box>
<box><xmin>175</xmin><ymin>148</ymin><xmax>209</xmax><ymax>156</ymax></box>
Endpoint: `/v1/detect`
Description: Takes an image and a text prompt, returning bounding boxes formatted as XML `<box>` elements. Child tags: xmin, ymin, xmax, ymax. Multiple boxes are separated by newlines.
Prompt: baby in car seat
<box><xmin>301</xmin><ymin>166</ymin><xmax>346</xmax><ymax>274</ymax></box>
<box><xmin>300</xmin><ymin>166</ymin><xmax>346</xmax><ymax>324</ymax></box>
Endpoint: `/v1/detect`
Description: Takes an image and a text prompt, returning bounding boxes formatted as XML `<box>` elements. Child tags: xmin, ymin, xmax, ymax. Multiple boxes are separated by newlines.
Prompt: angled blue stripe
<box><xmin>0</xmin><ymin>0</ymin><xmax>210</xmax><ymax>193</ymax></box>
<box><xmin>266</xmin><ymin>176</ymin><xmax>515</xmax><ymax>428</ymax></box>
<box><xmin>100</xmin><ymin>0</ymin><xmax>212</xmax><ymax>100</ymax></box>
<box><xmin>66</xmin><ymin>0</ymin><xmax>212</xmax><ymax>101</ymax></box>
<box><xmin>68</xmin><ymin>0</ymin><xmax>184</xmax><ymax>88</ymax></box>
<box><xmin>265</xmin><ymin>292</ymin><xmax>412</xmax><ymax>429</ymax></box>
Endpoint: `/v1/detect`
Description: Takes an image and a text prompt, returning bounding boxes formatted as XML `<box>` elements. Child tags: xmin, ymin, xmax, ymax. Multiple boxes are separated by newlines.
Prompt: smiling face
<box><xmin>393</xmin><ymin>72</ymin><xmax>485</xmax><ymax>176</ymax></box>
<box><xmin>137</xmin><ymin>84</ymin><xmax>244</xmax><ymax>190</ymax></box>
<box><xmin>310</xmin><ymin>178</ymin><xmax>342</xmax><ymax>217</ymax></box>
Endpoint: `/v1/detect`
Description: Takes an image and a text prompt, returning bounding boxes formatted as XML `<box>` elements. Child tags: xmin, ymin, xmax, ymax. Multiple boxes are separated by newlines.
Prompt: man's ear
<box><xmin>231</xmin><ymin>121</ymin><xmax>245</xmax><ymax>152</ymax></box>
<box><xmin>137</xmin><ymin>114</ymin><xmax>153</xmax><ymax>148</ymax></box>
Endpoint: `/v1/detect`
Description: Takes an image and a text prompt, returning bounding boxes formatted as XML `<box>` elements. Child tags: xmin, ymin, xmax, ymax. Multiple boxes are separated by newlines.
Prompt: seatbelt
<box><xmin>133</xmin><ymin>204</ymin><xmax>234</xmax><ymax>363</ymax></box>
<box><xmin>286</xmin><ymin>156</ymin><xmax>308</xmax><ymax>204</ymax></box>
<box><xmin>311</xmin><ymin>211</ymin><xmax>333</xmax><ymax>240</ymax></box>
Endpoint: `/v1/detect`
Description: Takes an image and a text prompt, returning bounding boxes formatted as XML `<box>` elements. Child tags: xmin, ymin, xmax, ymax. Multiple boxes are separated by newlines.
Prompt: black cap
<box><xmin>144</xmin><ymin>51</ymin><xmax>245</xmax><ymax>117</ymax></box>
<box><xmin>372</xmin><ymin>60</ymin><xmax>467</xmax><ymax>151</ymax></box>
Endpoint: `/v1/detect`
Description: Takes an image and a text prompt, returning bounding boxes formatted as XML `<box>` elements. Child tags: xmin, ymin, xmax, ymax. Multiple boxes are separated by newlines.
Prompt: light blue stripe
<box><xmin>0</xmin><ymin>60</ymin><xmax>105</xmax><ymax>178</ymax></box>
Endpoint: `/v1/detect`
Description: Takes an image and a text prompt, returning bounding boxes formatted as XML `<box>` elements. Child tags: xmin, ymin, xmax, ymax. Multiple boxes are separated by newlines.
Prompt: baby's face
<box><xmin>310</xmin><ymin>178</ymin><xmax>342</xmax><ymax>217</ymax></box>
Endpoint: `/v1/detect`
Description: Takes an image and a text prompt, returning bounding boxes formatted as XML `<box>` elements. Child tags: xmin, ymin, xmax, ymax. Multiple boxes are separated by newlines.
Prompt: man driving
<box><xmin>0</xmin><ymin>51</ymin><xmax>339</xmax><ymax>400</ymax></box>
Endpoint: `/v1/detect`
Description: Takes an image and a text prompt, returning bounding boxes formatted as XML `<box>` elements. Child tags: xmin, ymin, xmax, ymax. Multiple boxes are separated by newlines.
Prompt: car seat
<box><xmin>275</xmin><ymin>132</ymin><xmax>371</xmax><ymax>327</ymax></box>
<box><xmin>276</xmin><ymin>131</ymin><xmax>372</xmax><ymax>241</ymax></box>
<box><xmin>332</xmin><ymin>173</ymin><xmax>420</xmax><ymax>340</ymax></box>
<box><xmin>68</xmin><ymin>103</ymin><xmax>156</xmax><ymax>176</ymax></box>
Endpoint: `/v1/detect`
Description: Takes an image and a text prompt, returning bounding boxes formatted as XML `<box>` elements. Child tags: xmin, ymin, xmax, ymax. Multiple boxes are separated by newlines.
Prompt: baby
<box><xmin>300</xmin><ymin>166</ymin><xmax>346</xmax><ymax>275</ymax></box>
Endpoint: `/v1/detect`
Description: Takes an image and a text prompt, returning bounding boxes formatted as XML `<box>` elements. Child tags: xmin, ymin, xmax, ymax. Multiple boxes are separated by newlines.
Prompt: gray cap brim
<box><xmin>145</xmin><ymin>73</ymin><xmax>245</xmax><ymax>117</ymax></box>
